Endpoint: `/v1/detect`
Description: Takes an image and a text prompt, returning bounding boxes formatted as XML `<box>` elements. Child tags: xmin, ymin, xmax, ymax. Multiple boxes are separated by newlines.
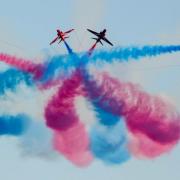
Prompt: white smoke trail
<box><xmin>0</xmin><ymin>83</ymin><xmax>56</xmax><ymax>120</ymax></box>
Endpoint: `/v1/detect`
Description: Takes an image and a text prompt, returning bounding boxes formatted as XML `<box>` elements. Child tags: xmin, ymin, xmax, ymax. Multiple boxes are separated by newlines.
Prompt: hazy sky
<box><xmin>0</xmin><ymin>0</ymin><xmax>180</xmax><ymax>180</ymax></box>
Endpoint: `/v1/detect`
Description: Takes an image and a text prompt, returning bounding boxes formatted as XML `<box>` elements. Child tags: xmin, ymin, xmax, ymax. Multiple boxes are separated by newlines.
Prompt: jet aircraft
<box><xmin>87</xmin><ymin>29</ymin><xmax>113</xmax><ymax>46</ymax></box>
<box><xmin>50</xmin><ymin>28</ymin><xmax>74</xmax><ymax>45</ymax></box>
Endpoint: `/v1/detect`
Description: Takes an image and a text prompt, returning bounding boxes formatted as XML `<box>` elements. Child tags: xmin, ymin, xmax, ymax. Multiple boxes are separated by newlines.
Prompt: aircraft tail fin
<box><xmin>92</xmin><ymin>37</ymin><xmax>98</xmax><ymax>41</ymax></box>
<box><xmin>99</xmin><ymin>40</ymin><xmax>103</xmax><ymax>45</ymax></box>
<box><xmin>92</xmin><ymin>37</ymin><xmax>103</xmax><ymax>45</ymax></box>
<box><xmin>92</xmin><ymin>38</ymin><xmax>103</xmax><ymax>45</ymax></box>
<box><xmin>58</xmin><ymin>39</ymin><xmax>63</xmax><ymax>44</ymax></box>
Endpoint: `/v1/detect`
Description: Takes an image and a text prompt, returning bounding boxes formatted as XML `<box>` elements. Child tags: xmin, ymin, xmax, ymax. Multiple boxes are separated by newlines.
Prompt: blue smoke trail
<box><xmin>0</xmin><ymin>114</ymin><xmax>30</xmax><ymax>136</ymax></box>
<box><xmin>42</xmin><ymin>45</ymin><xmax>180</xmax><ymax>81</ymax></box>
<box><xmin>1</xmin><ymin>45</ymin><xmax>180</xmax><ymax>87</ymax></box>
<box><xmin>40</xmin><ymin>55</ymin><xmax>73</xmax><ymax>83</ymax></box>
<box><xmin>90</xmin><ymin>120</ymin><xmax>130</xmax><ymax>164</ymax></box>
<box><xmin>64</xmin><ymin>41</ymin><xmax>74</xmax><ymax>55</ymax></box>
<box><xmin>40</xmin><ymin>41</ymin><xmax>80</xmax><ymax>83</ymax></box>
<box><xmin>82</xmin><ymin>66</ymin><xmax>123</xmax><ymax>116</ymax></box>
<box><xmin>82</xmin><ymin>65</ymin><xmax>130</xmax><ymax>164</ymax></box>
<box><xmin>0</xmin><ymin>68</ymin><xmax>34</xmax><ymax>95</ymax></box>
<box><xmin>89</xmin><ymin>93</ymin><xmax>130</xmax><ymax>164</ymax></box>
<box><xmin>90</xmin><ymin>45</ymin><xmax>180</xmax><ymax>64</ymax></box>
<box><xmin>93</xmin><ymin>105</ymin><xmax>119</xmax><ymax>126</ymax></box>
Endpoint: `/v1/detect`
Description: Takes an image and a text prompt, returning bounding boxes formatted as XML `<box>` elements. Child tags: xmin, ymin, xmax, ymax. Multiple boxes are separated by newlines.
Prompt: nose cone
<box><xmin>57</xmin><ymin>29</ymin><xmax>61</xmax><ymax>32</ymax></box>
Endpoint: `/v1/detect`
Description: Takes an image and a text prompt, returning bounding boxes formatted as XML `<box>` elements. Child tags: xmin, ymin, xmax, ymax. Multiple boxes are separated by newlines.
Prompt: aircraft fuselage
<box><xmin>57</xmin><ymin>29</ymin><xmax>65</xmax><ymax>40</ymax></box>
<box><xmin>96</xmin><ymin>29</ymin><xmax>107</xmax><ymax>43</ymax></box>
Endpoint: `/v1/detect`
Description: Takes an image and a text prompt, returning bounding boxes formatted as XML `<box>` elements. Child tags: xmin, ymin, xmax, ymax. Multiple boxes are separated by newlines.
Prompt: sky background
<box><xmin>0</xmin><ymin>0</ymin><xmax>180</xmax><ymax>180</ymax></box>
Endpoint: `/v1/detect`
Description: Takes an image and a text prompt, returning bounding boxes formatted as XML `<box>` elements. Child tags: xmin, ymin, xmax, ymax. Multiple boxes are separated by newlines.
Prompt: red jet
<box><xmin>87</xmin><ymin>29</ymin><xmax>113</xmax><ymax>46</ymax></box>
<box><xmin>50</xmin><ymin>28</ymin><xmax>74</xmax><ymax>45</ymax></box>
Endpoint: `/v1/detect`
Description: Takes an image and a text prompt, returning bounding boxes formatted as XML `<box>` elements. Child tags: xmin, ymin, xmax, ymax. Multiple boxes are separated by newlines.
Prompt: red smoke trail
<box><xmin>0</xmin><ymin>53</ymin><xmax>43</xmax><ymax>79</ymax></box>
<box><xmin>45</xmin><ymin>70</ymin><xmax>92</xmax><ymax>165</ymax></box>
<box><xmin>87</xmin><ymin>42</ymin><xmax>98</xmax><ymax>57</ymax></box>
<box><xmin>43</xmin><ymin>40</ymin><xmax>94</xmax><ymax>166</ymax></box>
<box><xmin>45</xmin><ymin>70</ymin><xmax>85</xmax><ymax>131</ymax></box>
<box><xmin>85</xmin><ymin>72</ymin><xmax>180</xmax><ymax>157</ymax></box>
<box><xmin>128</xmin><ymin>132</ymin><xmax>177</xmax><ymax>158</ymax></box>
<box><xmin>54</xmin><ymin>121</ymin><xmax>93</xmax><ymax>166</ymax></box>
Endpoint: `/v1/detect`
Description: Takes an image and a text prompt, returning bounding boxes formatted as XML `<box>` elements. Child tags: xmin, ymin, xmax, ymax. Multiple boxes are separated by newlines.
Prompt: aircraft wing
<box><xmin>102</xmin><ymin>37</ymin><xmax>113</xmax><ymax>46</ymax></box>
<box><xmin>87</xmin><ymin>29</ymin><xmax>100</xmax><ymax>36</ymax></box>
<box><xmin>50</xmin><ymin>36</ymin><xmax>59</xmax><ymax>45</ymax></box>
<box><xmin>65</xmin><ymin>29</ymin><xmax>74</xmax><ymax>34</ymax></box>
